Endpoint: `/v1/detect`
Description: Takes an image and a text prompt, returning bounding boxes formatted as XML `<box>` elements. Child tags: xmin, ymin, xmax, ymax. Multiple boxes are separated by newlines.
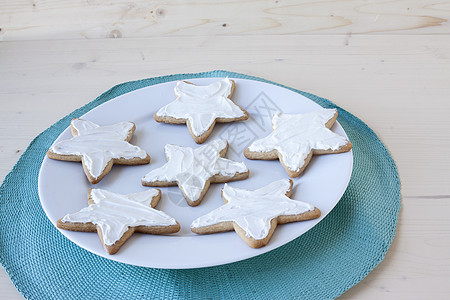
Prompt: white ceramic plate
<box><xmin>39</xmin><ymin>78</ymin><xmax>353</xmax><ymax>269</ymax></box>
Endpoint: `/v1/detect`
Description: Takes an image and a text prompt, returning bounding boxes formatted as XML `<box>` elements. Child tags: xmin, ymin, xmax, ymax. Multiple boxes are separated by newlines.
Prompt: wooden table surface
<box><xmin>1</xmin><ymin>1</ymin><xmax>449</xmax><ymax>299</ymax></box>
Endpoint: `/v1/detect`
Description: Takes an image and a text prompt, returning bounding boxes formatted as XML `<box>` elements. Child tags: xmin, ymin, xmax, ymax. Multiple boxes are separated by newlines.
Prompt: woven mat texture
<box><xmin>0</xmin><ymin>71</ymin><xmax>401</xmax><ymax>300</ymax></box>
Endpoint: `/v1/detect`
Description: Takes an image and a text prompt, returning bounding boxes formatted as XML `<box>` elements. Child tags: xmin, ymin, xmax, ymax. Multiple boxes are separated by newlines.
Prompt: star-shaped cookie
<box><xmin>47</xmin><ymin>119</ymin><xmax>150</xmax><ymax>184</ymax></box>
<box><xmin>244</xmin><ymin>108</ymin><xmax>352</xmax><ymax>178</ymax></box>
<box><xmin>57</xmin><ymin>188</ymin><xmax>180</xmax><ymax>254</ymax></box>
<box><xmin>154</xmin><ymin>78</ymin><xmax>249</xmax><ymax>144</ymax></box>
<box><xmin>191</xmin><ymin>179</ymin><xmax>321</xmax><ymax>248</ymax></box>
<box><xmin>141</xmin><ymin>139</ymin><xmax>249</xmax><ymax>207</ymax></box>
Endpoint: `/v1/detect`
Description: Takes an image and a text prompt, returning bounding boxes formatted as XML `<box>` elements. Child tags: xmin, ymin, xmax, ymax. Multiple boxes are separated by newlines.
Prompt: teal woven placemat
<box><xmin>0</xmin><ymin>71</ymin><xmax>400</xmax><ymax>300</ymax></box>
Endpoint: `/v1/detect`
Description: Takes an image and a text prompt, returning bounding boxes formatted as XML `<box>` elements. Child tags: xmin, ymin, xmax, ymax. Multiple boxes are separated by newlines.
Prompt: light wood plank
<box><xmin>0</xmin><ymin>269</ymin><xmax>21</xmax><ymax>300</ymax></box>
<box><xmin>0</xmin><ymin>35</ymin><xmax>449</xmax><ymax>299</ymax></box>
<box><xmin>1</xmin><ymin>0</ymin><xmax>450</xmax><ymax>41</ymax></box>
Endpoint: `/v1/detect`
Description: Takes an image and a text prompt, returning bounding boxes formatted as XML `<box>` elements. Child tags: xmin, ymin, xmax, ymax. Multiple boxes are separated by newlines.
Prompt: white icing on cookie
<box><xmin>155</xmin><ymin>78</ymin><xmax>246</xmax><ymax>137</ymax></box>
<box><xmin>142</xmin><ymin>139</ymin><xmax>248</xmax><ymax>203</ymax></box>
<box><xmin>60</xmin><ymin>189</ymin><xmax>177</xmax><ymax>246</ymax></box>
<box><xmin>50</xmin><ymin>119</ymin><xmax>148</xmax><ymax>179</ymax></box>
<box><xmin>247</xmin><ymin>109</ymin><xmax>350</xmax><ymax>172</ymax></box>
<box><xmin>191</xmin><ymin>179</ymin><xmax>315</xmax><ymax>240</ymax></box>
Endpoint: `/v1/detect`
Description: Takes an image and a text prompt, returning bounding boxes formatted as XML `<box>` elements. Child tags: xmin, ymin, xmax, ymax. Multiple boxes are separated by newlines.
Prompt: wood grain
<box><xmin>1</xmin><ymin>0</ymin><xmax>450</xmax><ymax>41</ymax></box>
<box><xmin>1</xmin><ymin>1</ymin><xmax>450</xmax><ymax>299</ymax></box>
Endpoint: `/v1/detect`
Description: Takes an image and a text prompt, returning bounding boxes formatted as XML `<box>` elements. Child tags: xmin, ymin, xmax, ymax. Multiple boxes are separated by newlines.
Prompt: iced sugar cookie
<box><xmin>142</xmin><ymin>139</ymin><xmax>249</xmax><ymax>207</ymax></box>
<box><xmin>191</xmin><ymin>179</ymin><xmax>321</xmax><ymax>248</ymax></box>
<box><xmin>57</xmin><ymin>188</ymin><xmax>180</xmax><ymax>254</ymax></box>
<box><xmin>154</xmin><ymin>78</ymin><xmax>249</xmax><ymax>144</ymax></box>
<box><xmin>244</xmin><ymin>109</ymin><xmax>352</xmax><ymax>178</ymax></box>
<box><xmin>47</xmin><ymin>119</ymin><xmax>150</xmax><ymax>184</ymax></box>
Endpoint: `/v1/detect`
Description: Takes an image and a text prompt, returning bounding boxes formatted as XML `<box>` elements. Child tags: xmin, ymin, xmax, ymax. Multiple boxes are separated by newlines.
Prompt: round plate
<box><xmin>38</xmin><ymin>78</ymin><xmax>353</xmax><ymax>269</ymax></box>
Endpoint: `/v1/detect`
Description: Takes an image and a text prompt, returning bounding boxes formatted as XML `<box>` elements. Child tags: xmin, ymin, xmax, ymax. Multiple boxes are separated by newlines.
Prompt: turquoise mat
<box><xmin>0</xmin><ymin>71</ymin><xmax>400</xmax><ymax>299</ymax></box>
